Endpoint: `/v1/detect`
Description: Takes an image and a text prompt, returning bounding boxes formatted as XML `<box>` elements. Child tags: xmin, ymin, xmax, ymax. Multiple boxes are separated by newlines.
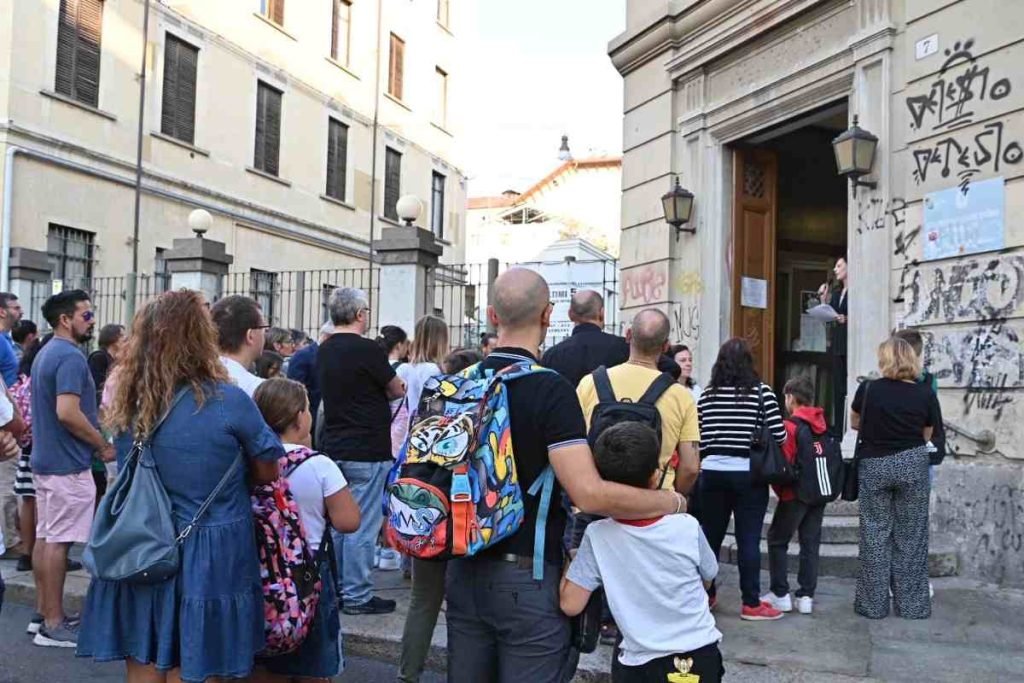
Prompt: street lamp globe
<box><xmin>832</xmin><ymin>115</ymin><xmax>879</xmax><ymax>190</ymax></box>
<box><xmin>396</xmin><ymin>195</ymin><xmax>422</xmax><ymax>227</ymax></box>
<box><xmin>188</xmin><ymin>208</ymin><xmax>213</xmax><ymax>237</ymax></box>
<box><xmin>662</xmin><ymin>177</ymin><xmax>695</xmax><ymax>238</ymax></box>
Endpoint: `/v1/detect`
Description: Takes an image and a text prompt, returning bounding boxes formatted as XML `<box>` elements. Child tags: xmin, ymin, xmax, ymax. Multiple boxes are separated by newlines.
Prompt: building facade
<box><xmin>0</xmin><ymin>0</ymin><xmax>467</xmax><ymax>329</ymax></box>
<box><xmin>611</xmin><ymin>0</ymin><xmax>1024</xmax><ymax>586</ymax></box>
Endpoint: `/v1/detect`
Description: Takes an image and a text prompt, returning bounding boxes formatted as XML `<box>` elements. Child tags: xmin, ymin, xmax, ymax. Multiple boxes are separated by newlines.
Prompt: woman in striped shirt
<box><xmin>697</xmin><ymin>338</ymin><xmax>787</xmax><ymax>621</ymax></box>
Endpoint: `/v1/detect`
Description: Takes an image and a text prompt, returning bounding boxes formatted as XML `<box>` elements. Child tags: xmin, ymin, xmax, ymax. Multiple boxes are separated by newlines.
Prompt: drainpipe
<box><xmin>1</xmin><ymin>145</ymin><xmax>23</xmax><ymax>292</ymax></box>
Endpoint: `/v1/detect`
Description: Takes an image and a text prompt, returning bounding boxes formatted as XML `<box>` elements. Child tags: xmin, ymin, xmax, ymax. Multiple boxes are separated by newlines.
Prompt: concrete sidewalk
<box><xmin>3</xmin><ymin>555</ymin><xmax>1024</xmax><ymax>682</ymax></box>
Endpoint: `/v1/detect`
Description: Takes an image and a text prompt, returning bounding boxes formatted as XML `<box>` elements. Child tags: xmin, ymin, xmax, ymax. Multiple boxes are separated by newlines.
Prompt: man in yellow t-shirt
<box><xmin>577</xmin><ymin>309</ymin><xmax>700</xmax><ymax>493</ymax></box>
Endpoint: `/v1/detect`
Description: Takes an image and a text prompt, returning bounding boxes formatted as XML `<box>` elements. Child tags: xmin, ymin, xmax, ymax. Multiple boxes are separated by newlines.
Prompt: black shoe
<box><xmin>66</xmin><ymin>559</ymin><xmax>83</xmax><ymax>572</ymax></box>
<box><xmin>16</xmin><ymin>555</ymin><xmax>32</xmax><ymax>572</ymax></box>
<box><xmin>342</xmin><ymin>596</ymin><xmax>397</xmax><ymax>615</ymax></box>
<box><xmin>599</xmin><ymin>623</ymin><xmax>619</xmax><ymax>646</ymax></box>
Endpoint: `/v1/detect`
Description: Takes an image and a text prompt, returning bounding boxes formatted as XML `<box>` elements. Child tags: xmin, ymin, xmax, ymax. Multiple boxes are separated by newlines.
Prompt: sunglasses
<box><xmin>82</xmin><ymin>310</ymin><xmax>95</xmax><ymax>322</ymax></box>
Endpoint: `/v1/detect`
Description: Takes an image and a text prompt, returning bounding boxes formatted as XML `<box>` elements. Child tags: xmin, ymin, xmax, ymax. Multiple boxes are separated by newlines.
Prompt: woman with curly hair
<box><xmin>696</xmin><ymin>338</ymin><xmax>787</xmax><ymax>621</ymax></box>
<box><xmin>77</xmin><ymin>290</ymin><xmax>284</xmax><ymax>682</ymax></box>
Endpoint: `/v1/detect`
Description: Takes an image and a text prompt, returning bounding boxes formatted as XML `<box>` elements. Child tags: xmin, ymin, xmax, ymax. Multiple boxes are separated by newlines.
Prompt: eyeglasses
<box><xmin>82</xmin><ymin>310</ymin><xmax>95</xmax><ymax>322</ymax></box>
<box><xmin>253</xmin><ymin>324</ymin><xmax>272</xmax><ymax>330</ymax></box>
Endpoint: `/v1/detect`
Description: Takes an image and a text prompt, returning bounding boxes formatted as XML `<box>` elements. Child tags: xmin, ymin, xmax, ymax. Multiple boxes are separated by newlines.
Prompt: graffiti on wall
<box><xmin>901</xmin><ymin>255</ymin><xmax>1024</xmax><ymax>325</ymax></box>
<box><xmin>906</xmin><ymin>39</ymin><xmax>1012</xmax><ymax>133</ymax></box>
<box><xmin>906</xmin><ymin>39</ymin><xmax>1023</xmax><ymax>194</ymax></box>
<box><xmin>856</xmin><ymin>196</ymin><xmax>907</xmax><ymax>235</ymax></box>
<box><xmin>923</xmin><ymin>321</ymin><xmax>1024</xmax><ymax>395</ymax></box>
<box><xmin>670</xmin><ymin>303</ymin><xmax>701</xmax><ymax>342</ymax></box>
<box><xmin>622</xmin><ymin>265</ymin><xmax>667</xmax><ymax>307</ymax></box>
<box><xmin>936</xmin><ymin>480</ymin><xmax>1024</xmax><ymax>585</ymax></box>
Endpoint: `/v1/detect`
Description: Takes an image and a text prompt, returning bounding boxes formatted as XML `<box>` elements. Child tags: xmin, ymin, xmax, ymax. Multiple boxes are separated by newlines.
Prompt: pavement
<box><xmin>4</xmin><ymin>551</ymin><xmax>1024</xmax><ymax>682</ymax></box>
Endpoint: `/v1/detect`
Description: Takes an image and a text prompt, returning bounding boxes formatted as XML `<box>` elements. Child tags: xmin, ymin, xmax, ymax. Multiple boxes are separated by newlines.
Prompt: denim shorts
<box><xmin>259</xmin><ymin>555</ymin><xmax>343</xmax><ymax>678</ymax></box>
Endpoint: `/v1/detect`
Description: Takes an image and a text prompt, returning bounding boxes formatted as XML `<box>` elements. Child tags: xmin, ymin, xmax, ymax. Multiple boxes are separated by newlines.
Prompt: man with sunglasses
<box><xmin>30</xmin><ymin>290</ymin><xmax>112</xmax><ymax>648</ymax></box>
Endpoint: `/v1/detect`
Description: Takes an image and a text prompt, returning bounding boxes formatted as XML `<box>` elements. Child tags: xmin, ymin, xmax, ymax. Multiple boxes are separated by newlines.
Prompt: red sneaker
<box><xmin>740</xmin><ymin>602</ymin><xmax>784</xmax><ymax>621</ymax></box>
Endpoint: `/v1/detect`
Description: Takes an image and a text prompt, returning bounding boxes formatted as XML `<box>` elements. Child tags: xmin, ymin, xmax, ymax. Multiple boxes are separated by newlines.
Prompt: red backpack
<box><xmin>250</xmin><ymin>446</ymin><xmax>326</xmax><ymax>656</ymax></box>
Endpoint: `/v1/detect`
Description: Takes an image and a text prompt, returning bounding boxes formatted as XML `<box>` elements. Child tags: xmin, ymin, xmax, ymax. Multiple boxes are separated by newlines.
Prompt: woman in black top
<box><xmin>850</xmin><ymin>336</ymin><xmax>940</xmax><ymax>620</ymax></box>
<box><xmin>829</xmin><ymin>257</ymin><xmax>849</xmax><ymax>435</ymax></box>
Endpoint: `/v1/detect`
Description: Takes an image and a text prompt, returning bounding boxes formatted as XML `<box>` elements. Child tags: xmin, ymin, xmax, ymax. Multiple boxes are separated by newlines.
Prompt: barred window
<box><xmin>47</xmin><ymin>224</ymin><xmax>95</xmax><ymax>288</ymax></box>
<box><xmin>250</xmin><ymin>269</ymin><xmax>278</xmax><ymax>324</ymax></box>
<box><xmin>154</xmin><ymin>248</ymin><xmax>171</xmax><ymax>293</ymax></box>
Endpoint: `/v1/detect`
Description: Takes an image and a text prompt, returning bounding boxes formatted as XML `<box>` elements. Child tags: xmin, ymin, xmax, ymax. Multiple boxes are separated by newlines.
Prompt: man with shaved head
<box><xmin>445</xmin><ymin>269</ymin><xmax>686</xmax><ymax>683</ymax></box>
<box><xmin>578</xmin><ymin>308</ymin><xmax>701</xmax><ymax>495</ymax></box>
<box><xmin>541</xmin><ymin>289</ymin><xmax>630</xmax><ymax>388</ymax></box>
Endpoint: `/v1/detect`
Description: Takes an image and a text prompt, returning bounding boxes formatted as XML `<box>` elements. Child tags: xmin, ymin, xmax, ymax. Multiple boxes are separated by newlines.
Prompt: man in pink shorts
<box><xmin>29</xmin><ymin>290</ymin><xmax>113</xmax><ymax>647</ymax></box>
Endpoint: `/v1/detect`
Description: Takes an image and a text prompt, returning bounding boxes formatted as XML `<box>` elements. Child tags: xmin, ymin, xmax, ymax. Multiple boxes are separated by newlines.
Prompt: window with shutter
<box><xmin>331</xmin><ymin>0</ymin><xmax>352</xmax><ymax>66</ymax></box>
<box><xmin>326</xmin><ymin>119</ymin><xmax>349</xmax><ymax>201</ymax></box>
<box><xmin>161</xmin><ymin>35</ymin><xmax>199</xmax><ymax>144</ymax></box>
<box><xmin>261</xmin><ymin>0</ymin><xmax>285</xmax><ymax>25</ymax></box>
<box><xmin>384</xmin><ymin>148</ymin><xmax>402</xmax><ymax>221</ymax></box>
<box><xmin>431</xmin><ymin>172</ymin><xmax>446</xmax><ymax>240</ymax></box>
<box><xmin>254</xmin><ymin>82</ymin><xmax>283</xmax><ymax>176</ymax></box>
<box><xmin>435</xmin><ymin>67</ymin><xmax>448</xmax><ymax>127</ymax></box>
<box><xmin>388</xmin><ymin>34</ymin><xmax>405</xmax><ymax>100</ymax></box>
<box><xmin>55</xmin><ymin>0</ymin><xmax>105</xmax><ymax>107</ymax></box>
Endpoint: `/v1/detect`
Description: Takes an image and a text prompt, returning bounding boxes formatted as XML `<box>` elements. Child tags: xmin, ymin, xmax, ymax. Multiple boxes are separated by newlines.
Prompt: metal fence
<box><xmin>29</xmin><ymin>274</ymin><xmax>172</xmax><ymax>335</ymax></box>
<box><xmin>433</xmin><ymin>258</ymin><xmax>620</xmax><ymax>351</ymax></box>
<box><xmin>221</xmin><ymin>267</ymin><xmax>380</xmax><ymax>339</ymax></box>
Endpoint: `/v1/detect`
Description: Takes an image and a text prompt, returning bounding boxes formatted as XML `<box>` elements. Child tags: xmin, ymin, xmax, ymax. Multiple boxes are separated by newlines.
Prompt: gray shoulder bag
<box><xmin>83</xmin><ymin>387</ymin><xmax>241</xmax><ymax>584</ymax></box>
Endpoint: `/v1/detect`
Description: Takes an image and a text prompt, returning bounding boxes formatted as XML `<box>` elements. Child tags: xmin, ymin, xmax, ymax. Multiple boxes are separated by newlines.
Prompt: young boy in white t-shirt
<box><xmin>560</xmin><ymin>422</ymin><xmax>723</xmax><ymax>683</ymax></box>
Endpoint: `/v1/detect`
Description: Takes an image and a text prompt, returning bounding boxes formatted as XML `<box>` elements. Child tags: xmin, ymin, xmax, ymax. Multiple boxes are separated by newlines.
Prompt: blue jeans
<box><xmin>333</xmin><ymin>459</ymin><xmax>391</xmax><ymax>605</ymax></box>
<box><xmin>699</xmin><ymin>469</ymin><xmax>769</xmax><ymax>608</ymax></box>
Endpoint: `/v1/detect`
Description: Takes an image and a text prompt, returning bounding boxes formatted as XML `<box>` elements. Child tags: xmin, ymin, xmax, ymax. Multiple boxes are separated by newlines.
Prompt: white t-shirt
<box><xmin>220</xmin><ymin>356</ymin><xmax>264</xmax><ymax>397</ymax></box>
<box><xmin>283</xmin><ymin>444</ymin><xmax>348</xmax><ymax>552</ymax></box>
<box><xmin>397</xmin><ymin>362</ymin><xmax>442</xmax><ymax>412</ymax></box>
<box><xmin>567</xmin><ymin>514</ymin><xmax>722</xmax><ymax>666</ymax></box>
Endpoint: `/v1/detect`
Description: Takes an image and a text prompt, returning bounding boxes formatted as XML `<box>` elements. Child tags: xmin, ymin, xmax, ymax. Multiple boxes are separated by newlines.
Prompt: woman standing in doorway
<box><xmin>670</xmin><ymin>344</ymin><xmax>702</xmax><ymax>403</ymax></box>
<box><xmin>830</xmin><ymin>256</ymin><xmax>849</xmax><ymax>435</ymax></box>
<box><xmin>697</xmin><ymin>338</ymin><xmax>787</xmax><ymax>621</ymax></box>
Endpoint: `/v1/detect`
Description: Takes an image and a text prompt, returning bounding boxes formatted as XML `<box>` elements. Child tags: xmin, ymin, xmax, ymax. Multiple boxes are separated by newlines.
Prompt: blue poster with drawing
<box><xmin>923</xmin><ymin>176</ymin><xmax>1005</xmax><ymax>261</ymax></box>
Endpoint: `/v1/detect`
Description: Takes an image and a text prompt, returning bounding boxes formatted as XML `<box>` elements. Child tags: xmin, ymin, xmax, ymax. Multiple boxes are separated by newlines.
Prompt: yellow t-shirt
<box><xmin>577</xmin><ymin>364</ymin><xmax>700</xmax><ymax>489</ymax></box>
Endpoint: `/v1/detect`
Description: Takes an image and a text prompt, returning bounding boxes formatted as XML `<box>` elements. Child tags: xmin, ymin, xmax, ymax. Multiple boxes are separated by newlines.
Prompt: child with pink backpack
<box><xmin>251</xmin><ymin>378</ymin><xmax>361</xmax><ymax>681</ymax></box>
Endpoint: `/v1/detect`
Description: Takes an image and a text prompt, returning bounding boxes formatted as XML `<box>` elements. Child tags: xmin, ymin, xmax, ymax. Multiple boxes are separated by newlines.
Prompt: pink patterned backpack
<box><xmin>10</xmin><ymin>374</ymin><xmax>32</xmax><ymax>448</ymax></box>
<box><xmin>251</xmin><ymin>446</ymin><xmax>325</xmax><ymax>656</ymax></box>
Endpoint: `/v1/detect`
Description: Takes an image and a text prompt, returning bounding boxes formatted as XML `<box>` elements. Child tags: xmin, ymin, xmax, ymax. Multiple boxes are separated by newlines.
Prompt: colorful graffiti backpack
<box><xmin>383</xmin><ymin>361</ymin><xmax>557</xmax><ymax>579</ymax></box>
<box><xmin>10</xmin><ymin>374</ymin><xmax>32</xmax><ymax>448</ymax></box>
<box><xmin>251</xmin><ymin>446</ymin><xmax>325</xmax><ymax>656</ymax></box>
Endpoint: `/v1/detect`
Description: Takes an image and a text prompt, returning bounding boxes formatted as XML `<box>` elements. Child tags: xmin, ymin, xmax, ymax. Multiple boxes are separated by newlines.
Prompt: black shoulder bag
<box><xmin>842</xmin><ymin>380</ymin><xmax>871</xmax><ymax>501</ymax></box>
<box><xmin>749</xmin><ymin>385</ymin><xmax>795</xmax><ymax>485</ymax></box>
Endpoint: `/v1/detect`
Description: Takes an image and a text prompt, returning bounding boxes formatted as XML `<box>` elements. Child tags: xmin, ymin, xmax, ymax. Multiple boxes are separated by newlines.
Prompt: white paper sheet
<box><xmin>740</xmin><ymin>277</ymin><xmax>768</xmax><ymax>309</ymax></box>
<box><xmin>806</xmin><ymin>303</ymin><xmax>839</xmax><ymax>322</ymax></box>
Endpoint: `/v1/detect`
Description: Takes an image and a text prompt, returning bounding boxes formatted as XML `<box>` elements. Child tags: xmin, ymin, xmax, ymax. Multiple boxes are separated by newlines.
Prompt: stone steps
<box><xmin>719</xmin><ymin>533</ymin><xmax>960</xmax><ymax>578</ymax></box>
<box><xmin>728</xmin><ymin>511</ymin><xmax>862</xmax><ymax>544</ymax></box>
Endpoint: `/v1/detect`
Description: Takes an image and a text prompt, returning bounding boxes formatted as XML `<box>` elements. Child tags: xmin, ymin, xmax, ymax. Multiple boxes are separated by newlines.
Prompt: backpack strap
<box><xmin>592</xmin><ymin>366</ymin><xmax>617</xmax><ymax>405</ymax></box>
<box><xmin>526</xmin><ymin>466</ymin><xmax>556</xmax><ymax>581</ymax></box>
<box><xmin>281</xmin><ymin>446</ymin><xmax>319</xmax><ymax>478</ymax></box>
<box><xmin>637</xmin><ymin>372</ymin><xmax>676</xmax><ymax>406</ymax></box>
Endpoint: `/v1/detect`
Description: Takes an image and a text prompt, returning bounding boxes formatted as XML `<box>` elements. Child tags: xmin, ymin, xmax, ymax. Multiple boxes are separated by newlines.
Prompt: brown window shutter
<box><xmin>177</xmin><ymin>41</ymin><xmax>198</xmax><ymax>144</ymax></box>
<box><xmin>330</xmin><ymin>0</ymin><xmax>339</xmax><ymax>60</ymax></box>
<box><xmin>160</xmin><ymin>38</ymin><xmax>179</xmax><ymax>137</ymax></box>
<box><xmin>55</xmin><ymin>0</ymin><xmax>79</xmax><ymax>98</ymax></box>
<box><xmin>255</xmin><ymin>83</ymin><xmax>282</xmax><ymax>175</ymax></box>
<box><xmin>74</xmin><ymin>0</ymin><xmax>104</xmax><ymax>107</ymax></box>
<box><xmin>255</xmin><ymin>84</ymin><xmax>267</xmax><ymax>171</ymax></box>
<box><xmin>384</xmin><ymin>148</ymin><xmax>401</xmax><ymax>220</ymax></box>
<box><xmin>394</xmin><ymin>37</ymin><xmax>404</xmax><ymax>100</ymax></box>
<box><xmin>326</xmin><ymin>119</ymin><xmax>348</xmax><ymax>200</ymax></box>
<box><xmin>272</xmin><ymin>0</ymin><xmax>285</xmax><ymax>26</ymax></box>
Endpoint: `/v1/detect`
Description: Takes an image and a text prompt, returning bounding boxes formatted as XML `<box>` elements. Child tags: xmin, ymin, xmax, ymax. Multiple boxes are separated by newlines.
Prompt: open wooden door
<box><xmin>731</xmin><ymin>147</ymin><xmax>778</xmax><ymax>386</ymax></box>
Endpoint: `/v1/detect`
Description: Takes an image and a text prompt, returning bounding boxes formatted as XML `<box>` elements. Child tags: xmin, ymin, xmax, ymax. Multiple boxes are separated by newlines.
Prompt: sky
<box><xmin>458</xmin><ymin>0</ymin><xmax>627</xmax><ymax>197</ymax></box>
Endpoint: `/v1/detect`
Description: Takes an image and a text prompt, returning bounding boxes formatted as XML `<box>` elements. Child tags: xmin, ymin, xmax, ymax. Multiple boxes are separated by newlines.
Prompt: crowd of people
<box><xmin>0</xmin><ymin>255</ymin><xmax>945</xmax><ymax>682</ymax></box>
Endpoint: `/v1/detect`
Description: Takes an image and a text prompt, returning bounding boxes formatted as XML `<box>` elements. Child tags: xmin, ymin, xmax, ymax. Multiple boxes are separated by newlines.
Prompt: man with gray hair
<box><xmin>541</xmin><ymin>289</ymin><xmax>629</xmax><ymax>388</ymax></box>
<box><xmin>318</xmin><ymin>287</ymin><xmax>405</xmax><ymax>615</ymax></box>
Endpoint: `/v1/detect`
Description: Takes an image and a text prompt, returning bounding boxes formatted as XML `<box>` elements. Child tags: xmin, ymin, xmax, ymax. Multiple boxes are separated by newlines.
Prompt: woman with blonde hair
<box><xmin>77</xmin><ymin>290</ymin><xmax>284</xmax><ymax>682</ymax></box>
<box><xmin>394</xmin><ymin>315</ymin><xmax>448</xmax><ymax>683</ymax></box>
<box><xmin>850</xmin><ymin>335</ymin><xmax>940</xmax><ymax>620</ymax></box>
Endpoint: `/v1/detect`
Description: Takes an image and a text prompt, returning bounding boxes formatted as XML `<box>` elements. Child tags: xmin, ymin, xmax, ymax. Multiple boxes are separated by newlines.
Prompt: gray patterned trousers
<box><xmin>855</xmin><ymin>447</ymin><xmax>932</xmax><ymax>619</ymax></box>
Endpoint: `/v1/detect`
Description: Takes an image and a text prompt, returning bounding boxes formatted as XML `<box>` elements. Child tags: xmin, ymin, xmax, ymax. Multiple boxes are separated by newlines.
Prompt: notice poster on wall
<box><xmin>740</xmin><ymin>276</ymin><xmax>768</xmax><ymax>309</ymax></box>
<box><xmin>923</xmin><ymin>176</ymin><xmax>1005</xmax><ymax>260</ymax></box>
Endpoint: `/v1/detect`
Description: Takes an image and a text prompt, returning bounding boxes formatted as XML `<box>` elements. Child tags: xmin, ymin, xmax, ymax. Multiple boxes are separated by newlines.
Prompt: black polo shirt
<box><xmin>477</xmin><ymin>348</ymin><xmax>587</xmax><ymax>566</ymax></box>
<box><xmin>541</xmin><ymin>323</ymin><xmax>630</xmax><ymax>388</ymax></box>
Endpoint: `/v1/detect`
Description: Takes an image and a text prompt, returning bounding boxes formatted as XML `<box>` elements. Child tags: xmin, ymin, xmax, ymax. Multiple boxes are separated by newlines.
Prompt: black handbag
<box><xmin>749</xmin><ymin>386</ymin><xmax>795</xmax><ymax>485</ymax></box>
<box><xmin>842</xmin><ymin>381</ymin><xmax>872</xmax><ymax>502</ymax></box>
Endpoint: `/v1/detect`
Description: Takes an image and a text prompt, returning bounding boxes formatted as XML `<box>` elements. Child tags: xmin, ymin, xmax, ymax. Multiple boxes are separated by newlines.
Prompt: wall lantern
<box><xmin>662</xmin><ymin>177</ymin><xmax>695</xmax><ymax>239</ymax></box>
<box><xmin>396</xmin><ymin>195</ymin><xmax>423</xmax><ymax>228</ymax></box>
<box><xmin>832</xmin><ymin>115</ymin><xmax>878</xmax><ymax>195</ymax></box>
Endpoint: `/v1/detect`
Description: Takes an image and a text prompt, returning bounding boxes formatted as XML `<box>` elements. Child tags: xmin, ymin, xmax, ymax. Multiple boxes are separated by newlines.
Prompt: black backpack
<box><xmin>587</xmin><ymin>366</ymin><xmax>676</xmax><ymax>484</ymax></box>
<box><xmin>792</xmin><ymin>417</ymin><xmax>844</xmax><ymax>505</ymax></box>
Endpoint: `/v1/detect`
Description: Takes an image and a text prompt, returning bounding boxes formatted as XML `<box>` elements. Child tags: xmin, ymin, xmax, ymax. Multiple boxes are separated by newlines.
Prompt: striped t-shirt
<box><xmin>697</xmin><ymin>383</ymin><xmax>787</xmax><ymax>471</ymax></box>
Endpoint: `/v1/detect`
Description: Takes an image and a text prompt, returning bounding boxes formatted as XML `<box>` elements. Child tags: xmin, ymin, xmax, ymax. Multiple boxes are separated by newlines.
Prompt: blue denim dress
<box><xmin>77</xmin><ymin>383</ymin><xmax>284</xmax><ymax>682</ymax></box>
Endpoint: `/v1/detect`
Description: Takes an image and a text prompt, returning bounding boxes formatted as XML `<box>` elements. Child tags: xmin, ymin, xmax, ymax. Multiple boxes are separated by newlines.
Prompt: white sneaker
<box><xmin>929</xmin><ymin>582</ymin><xmax>934</xmax><ymax>599</ymax></box>
<box><xmin>795</xmin><ymin>596</ymin><xmax>813</xmax><ymax>614</ymax></box>
<box><xmin>378</xmin><ymin>548</ymin><xmax>402</xmax><ymax>571</ymax></box>
<box><xmin>759</xmin><ymin>592</ymin><xmax>792</xmax><ymax>612</ymax></box>
<box><xmin>373</xmin><ymin>546</ymin><xmax>381</xmax><ymax>569</ymax></box>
